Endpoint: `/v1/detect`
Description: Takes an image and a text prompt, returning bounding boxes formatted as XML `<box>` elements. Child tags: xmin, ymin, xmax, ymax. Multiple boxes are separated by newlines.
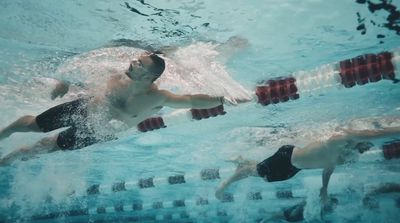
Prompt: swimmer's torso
<box><xmin>108</xmin><ymin>92</ymin><xmax>164</xmax><ymax>127</ymax></box>
<box><xmin>88</xmin><ymin>74</ymin><xmax>165</xmax><ymax>127</ymax></box>
<box><xmin>291</xmin><ymin>136</ymin><xmax>350</xmax><ymax>169</ymax></box>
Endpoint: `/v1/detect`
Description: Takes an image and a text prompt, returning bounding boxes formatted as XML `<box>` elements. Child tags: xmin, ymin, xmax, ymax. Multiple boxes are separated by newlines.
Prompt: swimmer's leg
<box><xmin>216</xmin><ymin>157</ymin><xmax>258</xmax><ymax>200</ymax></box>
<box><xmin>0</xmin><ymin>135</ymin><xmax>59</xmax><ymax>166</ymax></box>
<box><xmin>225</xmin><ymin>155</ymin><xmax>258</xmax><ymax>168</ymax></box>
<box><xmin>0</xmin><ymin>115</ymin><xmax>41</xmax><ymax>141</ymax></box>
<box><xmin>225</xmin><ymin>155</ymin><xmax>246</xmax><ymax>165</ymax></box>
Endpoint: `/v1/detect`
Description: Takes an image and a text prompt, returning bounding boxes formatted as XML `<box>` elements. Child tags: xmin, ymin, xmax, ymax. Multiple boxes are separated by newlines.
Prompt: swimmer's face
<box><xmin>126</xmin><ymin>55</ymin><xmax>156</xmax><ymax>82</ymax></box>
<box><xmin>125</xmin><ymin>53</ymin><xmax>165</xmax><ymax>83</ymax></box>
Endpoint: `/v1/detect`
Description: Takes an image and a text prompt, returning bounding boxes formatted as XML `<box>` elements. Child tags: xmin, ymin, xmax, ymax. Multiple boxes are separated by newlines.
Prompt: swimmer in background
<box><xmin>215</xmin><ymin>123</ymin><xmax>400</xmax><ymax>207</ymax></box>
<box><xmin>0</xmin><ymin>50</ymin><xmax>248</xmax><ymax>165</ymax></box>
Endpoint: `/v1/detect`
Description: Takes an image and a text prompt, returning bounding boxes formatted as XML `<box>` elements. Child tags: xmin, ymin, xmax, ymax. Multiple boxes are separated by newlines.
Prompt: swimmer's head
<box><xmin>344</xmin><ymin>140</ymin><xmax>373</xmax><ymax>154</ymax></box>
<box><xmin>126</xmin><ymin>53</ymin><xmax>165</xmax><ymax>82</ymax></box>
<box><xmin>340</xmin><ymin>140</ymin><xmax>373</xmax><ymax>164</ymax></box>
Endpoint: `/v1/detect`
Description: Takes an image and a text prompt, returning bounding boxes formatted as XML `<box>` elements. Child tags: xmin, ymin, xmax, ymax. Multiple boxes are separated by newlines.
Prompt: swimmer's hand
<box><xmin>215</xmin><ymin>185</ymin><xmax>225</xmax><ymax>200</ymax></box>
<box><xmin>221</xmin><ymin>96</ymin><xmax>251</xmax><ymax>106</ymax></box>
<box><xmin>319</xmin><ymin>187</ymin><xmax>329</xmax><ymax>206</ymax></box>
<box><xmin>320</xmin><ymin>197</ymin><xmax>339</xmax><ymax>218</ymax></box>
<box><xmin>220</xmin><ymin>96</ymin><xmax>237</xmax><ymax>106</ymax></box>
<box><xmin>51</xmin><ymin>81</ymin><xmax>69</xmax><ymax>100</ymax></box>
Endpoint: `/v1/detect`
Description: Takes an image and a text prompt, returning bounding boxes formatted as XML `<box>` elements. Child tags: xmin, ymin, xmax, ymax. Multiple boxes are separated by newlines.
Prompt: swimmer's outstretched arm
<box><xmin>340</xmin><ymin>126</ymin><xmax>400</xmax><ymax>140</ymax></box>
<box><xmin>160</xmin><ymin>90</ymin><xmax>242</xmax><ymax>109</ymax></box>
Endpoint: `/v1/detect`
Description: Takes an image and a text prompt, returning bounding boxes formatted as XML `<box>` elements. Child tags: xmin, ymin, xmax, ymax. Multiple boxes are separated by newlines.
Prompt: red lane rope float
<box><xmin>255</xmin><ymin>77</ymin><xmax>299</xmax><ymax>106</ymax></box>
<box><xmin>339</xmin><ymin>51</ymin><xmax>395</xmax><ymax>88</ymax></box>
<box><xmin>191</xmin><ymin>105</ymin><xmax>226</xmax><ymax>120</ymax></box>
<box><xmin>382</xmin><ymin>140</ymin><xmax>400</xmax><ymax>160</ymax></box>
<box><xmin>137</xmin><ymin>105</ymin><xmax>226</xmax><ymax>132</ymax></box>
<box><xmin>137</xmin><ymin>117</ymin><xmax>166</xmax><ymax>132</ymax></box>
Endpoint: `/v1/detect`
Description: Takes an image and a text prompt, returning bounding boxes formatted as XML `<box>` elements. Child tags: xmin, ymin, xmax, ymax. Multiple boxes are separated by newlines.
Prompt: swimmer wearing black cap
<box><xmin>216</xmin><ymin>123</ymin><xmax>400</xmax><ymax>207</ymax></box>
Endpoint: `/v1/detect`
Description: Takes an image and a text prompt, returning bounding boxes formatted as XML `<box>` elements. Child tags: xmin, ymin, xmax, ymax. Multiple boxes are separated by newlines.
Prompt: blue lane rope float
<box><xmin>85</xmin><ymin>167</ymin><xmax>235</xmax><ymax>195</ymax></box>
<box><xmin>29</xmin><ymin>187</ymin><xmax>307</xmax><ymax>222</ymax></box>
<box><xmin>30</xmin><ymin>206</ymin><xmax>266</xmax><ymax>223</ymax></box>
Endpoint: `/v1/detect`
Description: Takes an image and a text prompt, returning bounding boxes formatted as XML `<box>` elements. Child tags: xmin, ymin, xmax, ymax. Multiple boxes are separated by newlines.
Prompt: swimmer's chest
<box><xmin>115</xmin><ymin>92</ymin><xmax>164</xmax><ymax>118</ymax></box>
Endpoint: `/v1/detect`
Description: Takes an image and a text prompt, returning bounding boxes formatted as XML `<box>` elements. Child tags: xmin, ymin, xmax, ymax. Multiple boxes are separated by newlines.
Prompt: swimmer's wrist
<box><xmin>219</xmin><ymin>96</ymin><xmax>224</xmax><ymax>105</ymax></box>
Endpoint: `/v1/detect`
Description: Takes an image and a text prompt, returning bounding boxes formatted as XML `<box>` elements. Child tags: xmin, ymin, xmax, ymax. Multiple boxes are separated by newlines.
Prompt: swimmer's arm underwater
<box><xmin>215</xmin><ymin>164</ymin><xmax>256</xmax><ymax>200</ymax></box>
<box><xmin>320</xmin><ymin>166</ymin><xmax>335</xmax><ymax>204</ymax></box>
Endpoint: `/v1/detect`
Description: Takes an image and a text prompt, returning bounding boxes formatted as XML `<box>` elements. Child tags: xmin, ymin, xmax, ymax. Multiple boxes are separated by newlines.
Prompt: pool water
<box><xmin>0</xmin><ymin>0</ymin><xmax>400</xmax><ymax>222</ymax></box>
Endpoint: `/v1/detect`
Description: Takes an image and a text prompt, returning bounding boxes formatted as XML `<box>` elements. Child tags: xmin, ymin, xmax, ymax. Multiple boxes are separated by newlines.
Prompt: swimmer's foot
<box><xmin>0</xmin><ymin>129</ymin><xmax>11</xmax><ymax>141</ymax></box>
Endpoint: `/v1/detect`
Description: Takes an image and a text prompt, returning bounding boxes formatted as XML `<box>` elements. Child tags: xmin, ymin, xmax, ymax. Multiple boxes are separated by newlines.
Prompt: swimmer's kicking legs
<box><xmin>0</xmin><ymin>115</ymin><xmax>41</xmax><ymax>140</ymax></box>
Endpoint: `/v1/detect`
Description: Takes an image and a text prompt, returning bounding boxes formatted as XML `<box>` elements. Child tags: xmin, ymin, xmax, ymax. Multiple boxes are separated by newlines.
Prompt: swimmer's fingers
<box><xmin>221</xmin><ymin>96</ymin><xmax>237</xmax><ymax>106</ymax></box>
<box><xmin>215</xmin><ymin>187</ymin><xmax>224</xmax><ymax>200</ymax></box>
<box><xmin>235</xmin><ymin>96</ymin><xmax>252</xmax><ymax>104</ymax></box>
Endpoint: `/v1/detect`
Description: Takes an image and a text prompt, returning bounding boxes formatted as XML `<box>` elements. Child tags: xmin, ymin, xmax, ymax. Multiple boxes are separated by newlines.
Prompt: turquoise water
<box><xmin>0</xmin><ymin>0</ymin><xmax>400</xmax><ymax>222</ymax></box>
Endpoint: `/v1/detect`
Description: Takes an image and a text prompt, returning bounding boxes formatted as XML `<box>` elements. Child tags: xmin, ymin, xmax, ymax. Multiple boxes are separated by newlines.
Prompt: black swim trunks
<box><xmin>256</xmin><ymin>145</ymin><xmax>301</xmax><ymax>182</ymax></box>
<box><xmin>36</xmin><ymin>98</ymin><xmax>115</xmax><ymax>150</ymax></box>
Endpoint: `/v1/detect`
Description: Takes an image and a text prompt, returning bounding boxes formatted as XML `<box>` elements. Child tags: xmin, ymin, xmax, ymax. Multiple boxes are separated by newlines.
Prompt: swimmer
<box><xmin>0</xmin><ymin>53</ymin><xmax>243</xmax><ymax>165</ymax></box>
<box><xmin>215</xmin><ymin>124</ymin><xmax>400</xmax><ymax>207</ymax></box>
